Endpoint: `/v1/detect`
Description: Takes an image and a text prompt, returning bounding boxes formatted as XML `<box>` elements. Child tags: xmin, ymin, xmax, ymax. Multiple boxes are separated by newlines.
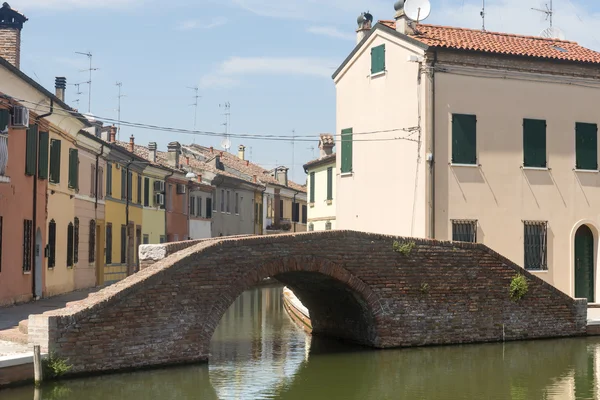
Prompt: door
<box><xmin>575</xmin><ymin>225</ymin><xmax>595</xmax><ymax>302</ymax></box>
<box><xmin>35</xmin><ymin>228</ymin><xmax>42</xmax><ymax>298</ymax></box>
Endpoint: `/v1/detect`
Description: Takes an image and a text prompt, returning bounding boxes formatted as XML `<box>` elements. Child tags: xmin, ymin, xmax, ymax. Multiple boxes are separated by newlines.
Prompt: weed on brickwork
<box><xmin>393</xmin><ymin>240</ymin><xmax>415</xmax><ymax>256</ymax></box>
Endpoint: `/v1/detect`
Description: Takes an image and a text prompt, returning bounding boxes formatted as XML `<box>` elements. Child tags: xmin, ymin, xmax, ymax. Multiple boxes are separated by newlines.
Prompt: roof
<box><xmin>303</xmin><ymin>153</ymin><xmax>336</xmax><ymax>171</ymax></box>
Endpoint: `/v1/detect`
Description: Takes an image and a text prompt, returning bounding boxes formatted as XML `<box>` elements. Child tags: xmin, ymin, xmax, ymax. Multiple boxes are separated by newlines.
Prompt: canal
<box><xmin>3</xmin><ymin>284</ymin><xmax>600</xmax><ymax>399</ymax></box>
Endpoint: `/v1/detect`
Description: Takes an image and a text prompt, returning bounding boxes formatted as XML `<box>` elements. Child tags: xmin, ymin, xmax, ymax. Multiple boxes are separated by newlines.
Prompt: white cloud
<box><xmin>15</xmin><ymin>0</ymin><xmax>142</xmax><ymax>9</ymax></box>
<box><xmin>177</xmin><ymin>17</ymin><xmax>228</xmax><ymax>31</ymax></box>
<box><xmin>200</xmin><ymin>56</ymin><xmax>338</xmax><ymax>88</ymax></box>
<box><xmin>307</xmin><ymin>26</ymin><xmax>354</xmax><ymax>40</ymax></box>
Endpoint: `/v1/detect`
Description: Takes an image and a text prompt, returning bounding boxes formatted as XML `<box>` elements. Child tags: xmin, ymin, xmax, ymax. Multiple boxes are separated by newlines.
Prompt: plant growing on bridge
<box><xmin>42</xmin><ymin>352</ymin><xmax>72</xmax><ymax>379</ymax></box>
<box><xmin>509</xmin><ymin>274</ymin><xmax>529</xmax><ymax>302</ymax></box>
<box><xmin>393</xmin><ymin>240</ymin><xmax>415</xmax><ymax>256</ymax></box>
<box><xmin>420</xmin><ymin>283</ymin><xmax>430</xmax><ymax>295</ymax></box>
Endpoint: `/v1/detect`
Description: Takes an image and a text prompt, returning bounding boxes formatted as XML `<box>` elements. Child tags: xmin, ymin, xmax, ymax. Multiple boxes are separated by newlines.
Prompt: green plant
<box><xmin>420</xmin><ymin>283</ymin><xmax>430</xmax><ymax>294</ymax></box>
<box><xmin>393</xmin><ymin>240</ymin><xmax>415</xmax><ymax>256</ymax></box>
<box><xmin>42</xmin><ymin>352</ymin><xmax>72</xmax><ymax>379</ymax></box>
<box><xmin>510</xmin><ymin>274</ymin><xmax>529</xmax><ymax>302</ymax></box>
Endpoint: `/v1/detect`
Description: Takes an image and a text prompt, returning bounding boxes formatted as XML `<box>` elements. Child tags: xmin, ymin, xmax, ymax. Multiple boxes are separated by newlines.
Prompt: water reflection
<box><xmin>3</xmin><ymin>285</ymin><xmax>600</xmax><ymax>399</ymax></box>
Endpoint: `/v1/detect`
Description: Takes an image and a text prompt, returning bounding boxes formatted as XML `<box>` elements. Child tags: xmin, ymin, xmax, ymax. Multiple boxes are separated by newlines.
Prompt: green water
<box><xmin>3</xmin><ymin>285</ymin><xmax>600</xmax><ymax>399</ymax></box>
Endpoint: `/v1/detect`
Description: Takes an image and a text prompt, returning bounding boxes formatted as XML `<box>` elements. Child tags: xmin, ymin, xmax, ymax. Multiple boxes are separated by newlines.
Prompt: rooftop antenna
<box><xmin>115</xmin><ymin>82</ymin><xmax>126</xmax><ymax>141</ymax></box>
<box><xmin>69</xmin><ymin>82</ymin><xmax>85</xmax><ymax>106</ymax></box>
<box><xmin>291</xmin><ymin>129</ymin><xmax>295</xmax><ymax>181</ymax></box>
<box><xmin>219</xmin><ymin>102</ymin><xmax>231</xmax><ymax>151</ymax></box>
<box><xmin>532</xmin><ymin>0</ymin><xmax>553</xmax><ymax>27</ymax></box>
<box><xmin>533</xmin><ymin>0</ymin><xmax>565</xmax><ymax>39</ymax></box>
<box><xmin>188</xmin><ymin>86</ymin><xmax>201</xmax><ymax>144</ymax></box>
<box><xmin>307</xmin><ymin>146</ymin><xmax>316</xmax><ymax>159</ymax></box>
<box><xmin>75</xmin><ymin>51</ymin><xmax>99</xmax><ymax>113</ymax></box>
<box><xmin>480</xmin><ymin>0</ymin><xmax>486</xmax><ymax>31</ymax></box>
<box><xmin>404</xmin><ymin>0</ymin><xmax>432</xmax><ymax>24</ymax></box>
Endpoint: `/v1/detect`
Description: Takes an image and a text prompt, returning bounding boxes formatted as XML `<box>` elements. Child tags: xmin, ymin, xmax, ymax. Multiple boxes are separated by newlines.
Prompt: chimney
<box><xmin>185</xmin><ymin>156</ymin><xmax>189</xmax><ymax>165</ymax></box>
<box><xmin>238</xmin><ymin>144</ymin><xmax>246</xmax><ymax>160</ymax></box>
<box><xmin>253</xmin><ymin>175</ymin><xmax>257</xmax><ymax>183</ymax></box>
<box><xmin>109</xmin><ymin>125</ymin><xmax>116</xmax><ymax>143</ymax></box>
<box><xmin>0</xmin><ymin>3</ymin><xmax>28</xmax><ymax>69</ymax></box>
<box><xmin>394</xmin><ymin>0</ymin><xmax>414</xmax><ymax>35</ymax></box>
<box><xmin>246</xmin><ymin>160</ymin><xmax>249</xmax><ymax>166</ymax></box>
<box><xmin>356</xmin><ymin>11</ymin><xmax>373</xmax><ymax>44</ymax></box>
<box><xmin>55</xmin><ymin>77</ymin><xmax>66</xmax><ymax>102</ymax></box>
<box><xmin>210</xmin><ymin>146</ymin><xmax>214</xmax><ymax>154</ymax></box>
<box><xmin>167</xmin><ymin>141</ymin><xmax>181</xmax><ymax>168</ymax></box>
<box><xmin>148</xmin><ymin>142</ymin><xmax>157</xmax><ymax>163</ymax></box>
<box><xmin>275</xmin><ymin>167</ymin><xmax>288</xmax><ymax>186</ymax></box>
<box><xmin>319</xmin><ymin>134</ymin><xmax>335</xmax><ymax>157</ymax></box>
<box><xmin>129</xmin><ymin>135</ymin><xmax>135</xmax><ymax>152</ymax></box>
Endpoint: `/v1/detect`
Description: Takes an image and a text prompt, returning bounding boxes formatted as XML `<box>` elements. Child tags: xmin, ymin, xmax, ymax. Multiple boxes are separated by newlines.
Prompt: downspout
<box><xmin>427</xmin><ymin>51</ymin><xmax>438</xmax><ymax>239</ymax></box>
<box><xmin>32</xmin><ymin>100</ymin><xmax>54</xmax><ymax>299</ymax></box>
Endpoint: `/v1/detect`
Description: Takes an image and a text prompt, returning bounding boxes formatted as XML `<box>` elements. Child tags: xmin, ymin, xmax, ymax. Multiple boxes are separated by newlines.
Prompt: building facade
<box><xmin>303</xmin><ymin>135</ymin><xmax>336</xmax><ymax>231</ymax></box>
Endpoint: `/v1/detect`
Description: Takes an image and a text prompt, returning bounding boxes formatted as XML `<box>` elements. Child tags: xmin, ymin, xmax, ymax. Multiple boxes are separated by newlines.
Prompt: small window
<box><xmin>226</xmin><ymin>191</ymin><xmax>231</xmax><ymax>213</ymax></box>
<box><xmin>121</xmin><ymin>169</ymin><xmax>126</xmax><ymax>200</ymax></box>
<box><xmin>197</xmin><ymin>197</ymin><xmax>203</xmax><ymax>217</ymax></box>
<box><xmin>523</xmin><ymin>119</ymin><xmax>547</xmax><ymax>168</ymax></box>
<box><xmin>279</xmin><ymin>199</ymin><xmax>284</xmax><ymax>219</ymax></box>
<box><xmin>190</xmin><ymin>196</ymin><xmax>196</xmax><ymax>216</ymax></box>
<box><xmin>451</xmin><ymin>220</ymin><xmax>477</xmax><ymax>243</ymax></box>
<box><xmin>325</xmin><ymin>221</ymin><xmax>332</xmax><ymax>231</ymax></box>
<box><xmin>128</xmin><ymin>171</ymin><xmax>133</xmax><ymax>201</ymax></box>
<box><xmin>25</xmin><ymin>125</ymin><xmax>37</xmax><ymax>176</ymax></box>
<box><xmin>90</xmin><ymin>164</ymin><xmax>96</xmax><ymax>197</ymax></box>
<box><xmin>98</xmin><ymin>167</ymin><xmax>104</xmax><ymax>200</ymax></box>
<box><xmin>341</xmin><ymin>128</ymin><xmax>353</xmax><ymax>173</ymax></box>
<box><xmin>143</xmin><ymin>234</ymin><xmax>149</xmax><ymax>245</ymax></box>
<box><xmin>524</xmin><ymin>221</ymin><xmax>548</xmax><ymax>271</ymax></box>
<box><xmin>106</xmin><ymin>223</ymin><xmax>113</xmax><ymax>265</ymax></box>
<box><xmin>371</xmin><ymin>44</ymin><xmax>385</xmax><ymax>75</ymax></box>
<box><xmin>106</xmin><ymin>163</ymin><xmax>112</xmax><ymax>197</ymax></box>
<box><xmin>452</xmin><ymin>114</ymin><xmax>477</xmax><ymax>165</ymax></box>
<box><xmin>67</xmin><ymin>222</ymin><xmax>74</xmax><ymax>268</ymax></box>
<box><xmin>89</xmin><ymin>220</ymin><xmax>96</xmax><ymax>263</ymax></box>
<box><xmin>48</xmin><ymin>219</ymin><xmax>56</xmax><ymax>268</ymax></box>
<box><xmin>23</xmin><ymin>219</ymin><xmax>33</xmax><ymax>272</ymax></box>
<box><xmin>159</xmin><ymin>235</ymin><xmax>166</xmax><ymax>244</ymax></box>
<box><xmin>292</xmin><ymin>202</ymin><xmax>300</xmax><ymax>223</ymax></box>
<box><xmin>38</xmin><ymin>131</ymin><xmax>49</xmax><ymax>180</ymax></box>
<box><xmin>167</xmin><ymin>184</ymin><xmax>173</xmax><ymax>212</ymax></box>
<box><xmin>576</xmin><ymin>123</ymin><xmax>598</xmax><ymax>170</ymax></box>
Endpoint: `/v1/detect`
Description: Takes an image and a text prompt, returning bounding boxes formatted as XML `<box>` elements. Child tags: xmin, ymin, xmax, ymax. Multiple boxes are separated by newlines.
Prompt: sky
<box><xmin>13</xmin><ymin>0</ymin><xmax>600</xmax><ymax>183</ymax></box>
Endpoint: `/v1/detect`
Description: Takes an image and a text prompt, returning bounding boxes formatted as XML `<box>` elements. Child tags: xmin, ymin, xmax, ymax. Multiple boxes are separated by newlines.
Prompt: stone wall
<box><xmin>29</xmin><ymin>231</ymin><xmax>587</xmax><ymax>376</ymax></box>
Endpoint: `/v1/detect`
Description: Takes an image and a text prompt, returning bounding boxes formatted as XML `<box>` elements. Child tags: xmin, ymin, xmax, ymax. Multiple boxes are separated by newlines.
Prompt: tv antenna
<box><xmin>404</xmin><ymin>0</ymin><xmax>432</xmax><ymax>23</ymax></box>
<box><xmin>69</xmin><ymin>81</ymin><xmax>85</xmax><ymax>107</ymax></box>
<box><xmin>220</xmin><ymin>137</ymin><xmax>231</xmax><ymax>152</ymax></box>
<box><xmin>219</xmin><ymin>102</ymin><xmax>231</xmax><ymax>151</ymax></box>
<box><xmin>480</xmin><ymin>0</ymin><xmax>486</xmax><ymax>31</ymax></box>
<box><xmin>115</xmin><ymin>82</ymin><xmax>126</xmax><ymax>141</ymax></box>
<box><xmin>187</xmin><ymin>86</ymin><xmax>201</xmax><ymax>129</ymax></box>
<box><xmin>291</xmin><ymin>129</ymin><xmax>295</xmax><ymax>181</ymax></box>
<box><xmin>75</xmin><ymin>51</ymin><xmax>99</xmax><ymax>113</ymax></box>
<box><xmin>532</xmin><ymin>0</ymin><xmax>553</xmax><ymax>27</ymax></box>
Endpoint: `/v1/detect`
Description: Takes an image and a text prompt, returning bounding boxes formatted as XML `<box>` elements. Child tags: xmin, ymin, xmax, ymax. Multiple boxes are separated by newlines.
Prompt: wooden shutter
<box><xmin>106</xmin><ymin>163</ymin><xmax>112</xmax><ymax>196</ymax></box>
<box><xmin>0</xmin><ymin>109</ymin><xmax>8</xmax><ymax>131</ymax></box>
<box><xmin>370</xmin><ymin>44</ymin><xmax>385</xmax><ymax>74</ymax></box>
<box><xmin>68</xmin><ymin>149</ymin><xmax>79</xmax><ymax>189</ymax></box>
<box><xmin>137</xmin><ymin>175</ymin><xmax>142</xmax><ymax>204</ymax></box>
<box><xmin>452</xmin><ymin>114</ymin><xmax>477</xmax><ymax>165</ymax></box>
<box><xmin>120</xmin><ymin>225</ymin><xmax>126</xmax><ymax>264</ymax></box>
<box><xmin>309</xmin><ymin>172</ymin><xmax>315</xmax><ymax>203</ymax></box>
<box><xmin>48</xmin><ymin>220</ymin><xmax>56</xmax><ymax>268</ymax></box>
<box><xmin>144</xmin><ymin>177</ymin><xmax>150</xmax><ymax>206</ymax></box>
<box><xmin>67</xmin><ymin>222</ymin><xmax>74</xmax><ymax>267</ymax></box>
<box><xmin>106</xmin><ymin>224</ymin><xmax>112</xmax><ymax>264</ymax></box>
<box><xmin>523</xmin><ymin>119</ymin><xmax>547</xmax><ymax>168</ymax></box>
<box><xmin>38</xmin><ymin>131</ymin><xmax>49</xmax><ymax>179</ymax></box>
<box><xmin>206</xmin><ymin>198</ymin><xmax>212</xmax><ymax>218</ymax></box>
<box><xmin>341</xmin><ymin>128</ymin><xmax>353</xmax><ymax>173</ymax></box>
<box><xmin>302</xmin><ymin>205</ymin><xmax>307</xmax><ymax>224</ymax></box>
<box><xmin>25</xmin><ymin>125</ymin><xmax>37</xmax><ymax>176</ymax></box>
<box><xmin>89</xmin><ymin>220</ymin><xmax>96</xmax><ymax>263</ymax></box>
<box><xmin>74</xmin><ymin>217</ymin><xmax>79</xmax><ymax>264</ymax></box>
<box><xmin>0</xmin><ymin>216</ymin><xmax>2</xmax><ymax>273</ymax></box>
<box><xmin>98</xmin><ymin>167</ymin><xmax>104</xmax><ymax>199</ymax></box>
<box><xmin>49</xmin><ymin>139</ymin><xmax>61</xmax><ymax>184</ymax></box>
<box><xmin>190</xmin><ymin>196</ymin><xmax>196</xmax><ymax>216</ymax></box>
<box><xmin>90</xmin><ymin>165</ymin><xmax>96</xmax><ymax>196</ymax></box>
<box><xmin>576</xmin><ymin>123</ymin><xmax>598</xmax><ymax>170</ymax></box>
<box><xmin>326</xmin><ymin>167</ymin><xmax>333</xmax><ymax>200</ymax></box>
<box><xmin>121</xmin><ymin>169</ymin><xmax>126</xmax><ymax>199</ymax></box>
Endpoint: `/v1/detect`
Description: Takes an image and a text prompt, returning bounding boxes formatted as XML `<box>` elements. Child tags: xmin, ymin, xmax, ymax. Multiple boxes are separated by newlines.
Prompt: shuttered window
<box><xmin>120</xmin><ymin>225</ymin><xmax>126</xmax><ymax>264</ymax></box>
<box><xmin>89</xmin><ymin>220</ymin><xmax>96</xmax><ymax>263</ymax></box>
<box><xmin>292</xmin><ymin>202</ymin><xmax>300</xmax><ymax>222</ymax></box>
<box><xmin>106</xmin><ymin>223</ymin><xmax>112</xmax><ymax>264</ymax></box>
<box><xmin>279</xmin><ymin>199</ymin><xmax>284</xmax><ymax>219</ymax></box>
<box><xmin>523</xmin><ymin>119</ymin><xmax>547</xmax><ymax>168</ymax></box>
<box><xmin>576</xmin><ymin>122</ymin><xmax>598</xmax><ymax>170</ymax></box>
<box><xmin>121</xmin><ymin>169</ymin><xmax>126</xmax><ymax>200</ymax></box>
<box><xmin>23</xmin><ymin>220</ymin><xmax>32</xmax><ymax>272</ymax></box>
<box><xmin>67</xmin><ymin>222</ymin><xmax>74</xmax><ymax>267</ymax></box>
<box><xmin>0</xmin><ymin>109</ymin><xmax>8</xmax><ymax>131</ymax></box>
<box><xmin>25</xmin><ymin>125</ymin><xmax>37</xmax><ymax>176</ymax></box>
<box><xmin>309</xmin><ymin>172</ymin><xmax>315</xmax><ymax>203</ymax></box>
<box><xmin>38</xmin><ymin>131</ymin><xmax>49</xmax><ymax>179</ymax></box>
<box><xmin>106</xmin><ymin>163</ymin><xmax>112</xmax><ymax>196</ymax></box>
<box><xmin>206</xmin><ymin>198</ymin><xmax>212</xmax><ymax>218</ymax></box>
<box><xmin>190</xmin><ymin>196</ymin><xmax>196</xmax><ymax>216</ymax></box>
<box><xmin>68</xmin><ymin>149</ymin><xmax>79</xmax><ymax>189</ymax></box>
<box><xmin>371</xmin><ymin>44</ymin><xmax>385</xmax><ymax>74</ymax></box>
<box><xmin>128</xmin><ymin>171</ymin><xmax>133</xmax><ymax>201</ymax></box>
<box><xmin>74</xmin><ymin>217</ymin><xmax>79</xmax><ymax>264</ymax></box>
<box><xmin>0</xmin><ymin>216</ymin><xmax>2</xmax><ymax>272</ymax></box>
<box><xmin>524</xmin><ymin>221</ymin><xmax>548</xmax><ymax>271</ymax></box>
<box><xmin>452</xmin><ymin>114</ymin><xmax>477</xmax><ymax>165</ymax></box>
<box><xmin>98</xmin><ymin>167</ymin><xmax>104</xmax><ymax>199</ymax></box>
<box><xmin>137</xmin><ymin>175</ymin><xmax>142</xmax><ymax>204</ymax></box>
<box><xmin>48</xmin><ymin>219</ymin><xmax>56</xmax><ymax>268</ymax></box>
<box><xmin>144</xmin><ymin>177</ymin><xmax>150</xmax><ymax>206</ymax></box>
<box><xmin>452</xmin><ymin>220</ymin><xmax>477</xmax><ymax>243</ymax></box>
<box><xmin>90</xmin><ymin>165</ymin><xmax>96</xmax><ymax>196</ymax></box>
<box><xmin>302</xmin><ymin>205</ymin><xmax>307</xmax><ymax>224</ymax></box>
<box><xmin>341</xmin><ymin>128</ymin><xmax>353</xmax><ymax>173</ymax></box>
<box><xmin>49</xmin><ymin>139</ymin><xmax>61</xmax><ymax>184</ymax></box>
<box><xmin>326</xmin><ymin>167</ymin><xmax>333</xmax><ymax>200</ymax></box>
<box><xmin>197</xmin><ymin>197</ymin><xmax>202</xmax><ymax>217</ymax></box>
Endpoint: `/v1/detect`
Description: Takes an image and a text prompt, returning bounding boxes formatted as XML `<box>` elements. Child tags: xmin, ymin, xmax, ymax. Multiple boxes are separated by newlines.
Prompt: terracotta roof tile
<box><xmin>378</xmin><ymin>21</ymin><xmax>600</xmax><ymax>64</ymax></box>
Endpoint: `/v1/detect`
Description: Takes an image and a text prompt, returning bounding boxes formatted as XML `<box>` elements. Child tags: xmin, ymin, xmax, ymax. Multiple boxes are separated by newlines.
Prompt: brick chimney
<box><xmin>394</xmin><ymin>0</ymin><xmax>414</xmax><ymax>35</ymax></box>
<box><xmin>275</xmin><ymin>167</ymin><xmax>288</xmax><ymax>186</ymax></box>
<box><xmin>129</xmin><ymin>135</ymin><xmax>135</xmax><ymax>152</ymax></box>
<box><xmin>319</xmin><ymin>134</ymin><xmax>335</xmax><ymax>157</ymax></box>
<box><xmin>148</xmin><ymin>142</ymin><xmax>157</xmax><ymax>163</ymax></box>
<box><xmin>356</xmin><ymin>11</ymin><xmax>372</xmax><ymax>45</ymax></box>
<box><xmin>55</xmin><ymin>77</ymin><xmax>66</xmax><ymax>102</ymax></box>
<box><xmin>109</xmin><ymin>125</ymin><xmax>116</xmax><ymax>144</ymax></box>
<box><xmin>167</xmin><ymin>142</ymin><xmax>181</xmax><ymax>168</ymax></box>
<box><xmin>0</xmin><ymin>3</ymin><xmax>27</xmax><ymax>69</ymax></box>
<box><xmin>238</xmin><ymin>144</ymin><xmax>245</xmax><ymax>160</ymax></box>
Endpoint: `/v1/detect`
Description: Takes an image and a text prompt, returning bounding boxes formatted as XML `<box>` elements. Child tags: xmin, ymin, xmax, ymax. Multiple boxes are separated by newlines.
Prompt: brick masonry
<box><xmin>0</xmin><ymin>28</ymin><xmax>20</xmax><ymax>68</ymax></box>
<box><xmin>28</xmin><ymin>231</ymin><xmax>587</xmax><ymax>376</ymax></box>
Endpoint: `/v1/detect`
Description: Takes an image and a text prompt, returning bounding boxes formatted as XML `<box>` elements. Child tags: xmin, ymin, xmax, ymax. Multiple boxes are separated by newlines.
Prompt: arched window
<box><xmin>89</xmin><ymin>220</ymin><xmax>96</xmax><ymax>263</ymax></box>
<box><xmin>48</xmin><ymin>219</ymin><xmax>56</xmax><ymax>268</ymax></box>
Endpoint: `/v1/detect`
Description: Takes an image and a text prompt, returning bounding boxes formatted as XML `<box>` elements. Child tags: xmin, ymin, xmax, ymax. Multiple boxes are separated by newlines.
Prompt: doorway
<box><xmin>575</xmin><ymin>225</ymin><xmax>595</xmax><ymax>302</ymax></box>
<box><xmin>35</xmin><ymin>228</ymin><xmax>42</xmax><ymax>298</ymax></box>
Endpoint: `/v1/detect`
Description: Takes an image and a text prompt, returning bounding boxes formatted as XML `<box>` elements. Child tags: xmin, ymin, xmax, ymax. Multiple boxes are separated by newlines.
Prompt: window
<box><xmin>49</xmin><ymin>139</ymin><xmax>61</xmax><ymax>184</ymax></box>
<box><xmin>38</xmin><ymin>131</ymin><xmax>49</xmax><ymax>179</ymax></box>
<box><xmin>25</xmin><ymin>125</ymin><xmax>37</xmax><ymax>176</ymax></box>
<box><xmin>309</xmin><ymin>172</ymin><xmax>315</xmax><ymax>203</ymax></box>
<box><xmin>159</xmin><ymin>235</ymin><xmax>166</xmax><ymax>244</ymax></box>
<box><xmin>74</xmin><ymin>217</ymin><xmax>79</xmax><ymax>264</ymax></box>
<box><xmin>120</xmin><ymin>225</ymin><xmax>127</xmax><ymax>264</ymax></box>
<box><xmin>23</xmin><ymin>219</ymin><xmax>32</xmax><ymax>272</ymax></box>
<box><xmin>308</xmin><ymin>223</ymin><xmax>314</xmax><ymax>232</ymax></box>
<box><xmin>235</xmin><ymin>193</ymin><xmax>239</xmax><ymax>214</ymax></box>
<box><xmin>523</xmin><ymin>119</ymin><xmax>547</xmax><ymax>168</ymax></box>
<box><xmin>0</xmin><ymin>109</ymin><xmax>8</xmax><ymax>176</ymax></box>
<box><xmin>190</xmin><ymin>196</ymin><xmax>196</xmax><ymax>216</ymax></box>
<box><xmin>144</xmin><ymin>177</ymin><xmax>150</xmax><ymax>206</ymax></box>
<box><xmin>302</xmin><ymin>205</ymin><xmax>307</xmax><ymax>224</ymax></box>
<box><xmin>524</xmin><ymin>221</ymin><xmax>548</xmax><ymax>271</ymax></box>
<box><xmin>0</xmin><ymin>216</ymin><xmax>2</xmax><ymax>272</ymax></box>
<box><xmin>106</xmin><ymin>163</ymin><xmax>112</xmax><ymax>196</ymax></box>
<box><xmin>206</xmin><ymin>198</ymin><xmax>213</xmax><ymax>218</ymax></box>
<box><xmin>89</xmin><ymin>220</ymin><xmax>96</xmax><ymax>263</ymax></box>
<box><xmin>128</xmin><ymin>171</ymin><xmax>133</xmax><ymax>201</ymax></box>
<box><xmin>98</xmin><ymin>167</ymin><xmax>104</xmax><ymax>200</ymax></box>
<box><xmin>121</xmin><ymin>169</ymin><xmax>126</xmax><ymax>200</ymax></box>
<box><xmin>48</xmin><ymin>219</ymin><xmax>56</xmax><ymax>268</ymax></box>
<box><xmin>67</xmin><ymin>222</ymin><xmax>74</xmax><ymax>268</ymax></box>
<box><xmin>292</xmin><ymin>202</ymin><xmax>300</xmax><ymax>223</ymax></box>
<box><xmin>197</xmin><ymin>197</ymin><xmax>202</xmax><ymax>217</ymax></box>
<box><xmin>167</xmin><ymin>184</ymin><xmax>173</xmax><ymax>212</ymax></box>
<box><xmin>341</xmin><ymin>128</ymin><xmax>353</xmax><ymax>173</ymax></box>
<box><xmin>143</xmin><ymin>234</ymin><xmax>149</xmax><ymax>245</ymax></box>
<box><xmin>451</xmin><ymin>220</ymin><xmax>477</xmax><ymax>243</ymax></box>
<box><xmin>576</xmin><ymin>122</ymin><xmax>598</xmax><ymax>170</ymax></box>
<box><xmin>68</xmin><ymin>149</ymin><xmax>79</xmax><ymax>189</ymax></box>
<box><xmin>90</xmin><ymin>164</ymin><xmax>96</xmax><ymax>196</ymax></box>
<box><xmin>371</xmin><ymin>44</ymin><xmax>385</xmax><ymax>75</ymax></box>
<box><xmin>226</xmin><ymin>191</ymin><xmax>231</xmax><ymax>213</ymax></box>
<box><xmin>325</xmin><ymin>221</ymin><xmax>332</xmax><ymax>231</ymax></box>
<box><xmin>452</xmin><ymin>114</ymin><xmax>477</xmax><ymax>165</ymax></box>
<box><xmin>137</xmin><ymin>175</ymin><xmax>142</xmax><ymax>204</ymax></box>
<box><xmin>326</xmin><ymin>167</ymin><xmax>333</xmax><ymax>201</ymax></box>
<box><xmin>279</xmin><ymin>199</ymin><xmax>284</xmax><ymax>219</ymax></box>
<box><xmin>106</xmin><ymin>223</ymin><xmax>112</xmax><ymax>264</ymax></box>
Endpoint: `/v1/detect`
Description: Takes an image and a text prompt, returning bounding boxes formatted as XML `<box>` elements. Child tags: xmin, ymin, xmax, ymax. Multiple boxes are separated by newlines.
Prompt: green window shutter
<box><xmin>106</xmin><ymin>163</ymin><xmax>112</xmax><ymax>196</ymax></box>
<box><xmin>576</xmin><ymin>123</ymin><xmax>598</xmax><ymax>170</ymax></box>
<box><xmin>309</xmin><ymin>172</ymin><xmax>315</xmax><ymax>203</ymax></box>
<box><xmin>523</xmin><ymin>119</ymin><xmax>547</xmax><ymax>168</ymax></box>
<box><xmin>371</xmin><ymin>44</ymin><xmax>385</xmax><ymax>74</ymax></box>
<box><xmin>451</xmin><ymin>114</ymin><xmax>477</xmax><ymax>165</ymax></box>
<box><xmin>341</xmin><ymin>128</ymin><xmax>353</xmax><ymax>173</ymax></box>
<box><xmin>38</xmin><ymin>131</ymin><xmax>49</xmax><ymax>179</ymax></box>
<box><xmin>68</xmin><ymin>148</ymin><xmax>79</xmax><ymax>189</ymax></box>
<box><xmin>327</xmin><ymin>167</ymin><xmax>333</xmax><ymax>200</ymax></box>
<box><xmin>0</xmin><ymin>109</ymin><xmax>9</xmax><ymax>131</ymax></box>
<box><xmin>25</xmin><ymin>125</ymin><xmax>37</xmax><ymax>176</ymax></box>
<box><xmin>49</xmin><ymin>139</ymin><xmax>61</xmax><ymax>183</ymax></box>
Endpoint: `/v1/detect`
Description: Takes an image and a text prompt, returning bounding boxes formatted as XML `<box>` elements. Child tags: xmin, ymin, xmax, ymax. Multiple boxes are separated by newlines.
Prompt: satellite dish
<box><xmin>221</xmin><ymin>137</ymin><xmax>231</xmax><ymax>151</ymax></box>
<box><xmin>541</xmin><ymin>26</ymin><xmax>565</xmax><ymax>40</ymax></box>
<box><xmin>404</xmin><ymin>0</ymin><xmax>431</xmax><ymax>22</ymax></box>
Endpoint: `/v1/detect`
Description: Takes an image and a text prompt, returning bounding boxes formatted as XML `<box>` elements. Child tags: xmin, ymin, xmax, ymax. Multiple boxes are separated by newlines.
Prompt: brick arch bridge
<box><xmin>29</xmin><ymin>231</ymin><xmax>587</xmax><ymax>375</ymax></box>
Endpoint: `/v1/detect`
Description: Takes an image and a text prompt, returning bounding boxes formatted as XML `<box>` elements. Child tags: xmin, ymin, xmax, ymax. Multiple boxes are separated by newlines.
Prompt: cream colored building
<box><xmin>334</xmin><ymin>4</ymin><xmax>600</xmax><ymax>302</ymax></box>
<box><xmin>303</xmin><ymin>134</ymin><xmax>336</xmax><ymax>231</ymax></box>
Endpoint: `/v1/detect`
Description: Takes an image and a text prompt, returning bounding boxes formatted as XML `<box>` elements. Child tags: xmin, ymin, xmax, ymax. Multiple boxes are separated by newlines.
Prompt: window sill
<box><xmin>574</xmin><ymin>169</ymin><xmax>599</xmax><ymax>173</ymax></box>
<box><xmin>340</xmin><ymin>172</ymin><xmax>353</xmax><ymax>177</ymax></box>
<box><xmin>309</xmin><ymin>203</ymin><xmax>315</xmax><ymax>208</ymax></box>
<box><xmin>450</xmin><ymin>163</ymin><xmax>479</xmax><ymax>168</ymax></box>
<box><xmin>522</xmin><ymin>166</ymin><xmax>550</xmax><ymax>171</ymax></box>
<box><xmin>370</xmin><ymin>71</ymin><xmax>386</xmax><ymax>78</ymax></box>
<box><xmin>526</xmin><ymin>269</ymin><xmax>549</xmax><ymax>273</ymax></box>
<box><xmin>0</xmin><ymin>175</ymin><xmax>10</xmax><ymax>183</ymax></box>
<box><xmin>23</xmin><ymin>271</ymin><xmax>31</xmax><ymax>275</ymax></box>
<box><xmin>326</xmin><ymin>200</ymin><xmax>333</xmax><ymax>205</ymax></box>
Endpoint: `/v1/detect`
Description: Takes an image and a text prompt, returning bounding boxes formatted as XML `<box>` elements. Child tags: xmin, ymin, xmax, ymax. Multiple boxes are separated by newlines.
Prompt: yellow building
<box><xmin>141</xmin><ymin>163</ymin><xmax>168</xmax><ymax>245</ymax></box>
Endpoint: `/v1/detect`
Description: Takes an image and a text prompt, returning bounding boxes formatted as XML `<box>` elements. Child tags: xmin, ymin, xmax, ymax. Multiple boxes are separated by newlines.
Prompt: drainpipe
<box><xmin>125</xmin><ymin>160</ymin><xmax>133</xmax><ymax>275</ymax></box>
<box><xmin>427</xmin><ymin>51</ymin><xmax>438</xmax><ymax>239</ymax></box>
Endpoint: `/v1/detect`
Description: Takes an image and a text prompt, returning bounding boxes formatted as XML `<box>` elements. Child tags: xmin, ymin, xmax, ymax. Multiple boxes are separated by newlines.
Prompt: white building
<box><xmin>303</xmin><ymin>134</ymin><xmax>336</xmax><ymax>231</ymax></box>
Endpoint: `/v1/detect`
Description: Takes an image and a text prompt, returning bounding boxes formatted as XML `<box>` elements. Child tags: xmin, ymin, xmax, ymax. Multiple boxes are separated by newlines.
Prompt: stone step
<box><xmin>0</xmin><ymin>328</ymin><xmax>28</xmax><ymax>345</ymax></box>
<box><xmin>17</xmin><ymin>319</ymin><xmax>28</xmax><ymax>335</ymax></box>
